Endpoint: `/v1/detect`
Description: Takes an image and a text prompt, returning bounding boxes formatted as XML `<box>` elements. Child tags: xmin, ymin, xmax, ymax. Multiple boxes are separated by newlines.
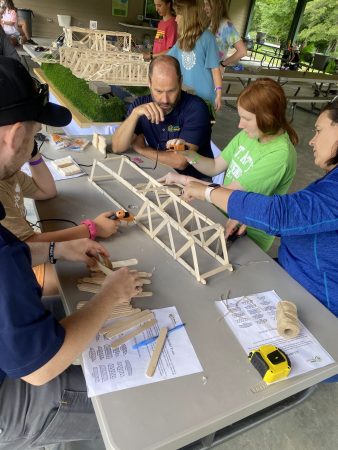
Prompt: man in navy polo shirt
<box><xmin>112</xmin><ymin>55</ymin><xmax>213</xmax><ymax>179</ymax></box>
<box><xmin>0</xmin><ymin>57</ymin><xmax>142</xmax><ymax>449</ymax></box>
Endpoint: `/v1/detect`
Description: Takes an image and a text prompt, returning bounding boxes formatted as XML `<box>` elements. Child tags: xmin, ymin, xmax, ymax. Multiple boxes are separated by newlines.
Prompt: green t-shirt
<box><xmin>221</xmin><ymin>130</ymin><xmax>297</xmax><ymax>250</ymax></box>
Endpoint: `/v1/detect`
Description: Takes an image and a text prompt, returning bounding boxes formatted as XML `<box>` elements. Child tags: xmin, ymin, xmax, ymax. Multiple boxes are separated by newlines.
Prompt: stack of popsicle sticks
<box><xmin>77</xmin><ymin>257</ymin><xmax>157</xmax><ymax>348</ymax></box>
<box><xmin>99</xmin><ymin>309</ymin><xmax>157</xmax><ymax>349</ymax></box>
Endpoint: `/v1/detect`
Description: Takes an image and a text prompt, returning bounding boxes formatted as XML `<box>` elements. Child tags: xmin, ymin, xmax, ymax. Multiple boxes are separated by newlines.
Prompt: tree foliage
<box><xmin>250</xmin><ymin>0</ymin><xmax>337</xmax><ymax>53</ymax></box>
<box><xmin>251</xmin><ymin>0</ymin><xmax>298</xmax><ymax>43</ymax></box>
<box><xmin>298</xmin><ymin>0</ymin><xmax>338</xmax><ymax>53</ymax></box>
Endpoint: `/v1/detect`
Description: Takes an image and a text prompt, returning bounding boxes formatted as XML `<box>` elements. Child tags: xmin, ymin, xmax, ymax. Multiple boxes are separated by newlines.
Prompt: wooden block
<box><xmin>146</xmin><ymin>327</ymin><xmax>168</xmax><ymax>377</ymax></box>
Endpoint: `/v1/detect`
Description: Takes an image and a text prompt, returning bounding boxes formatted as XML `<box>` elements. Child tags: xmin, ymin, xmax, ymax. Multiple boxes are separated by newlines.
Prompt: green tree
<box><xmin>251</xmin><ymin>0</ymin><xmax>298</xmax><ymax>43</ymax></box>
<box><xmin>298</xmin><ymin>0</ymin><xmax>338</xmax><ymax>54</ymax></box>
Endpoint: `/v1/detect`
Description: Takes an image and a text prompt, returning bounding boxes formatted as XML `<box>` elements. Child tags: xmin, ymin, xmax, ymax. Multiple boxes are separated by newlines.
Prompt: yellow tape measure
<box><xmin>248</xmin><ymin>344</ymin><xmax>291</xmax><ymax>383</ymax></box>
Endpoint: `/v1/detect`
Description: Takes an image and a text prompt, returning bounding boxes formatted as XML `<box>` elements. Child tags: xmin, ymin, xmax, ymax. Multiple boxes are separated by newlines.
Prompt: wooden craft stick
<box><xmin>110</xmin><ymin>319</ymin><xmax>157</xmax><ymax>349</ymax></box>
<box><xmin>77</xmin><ymin>283</ymin><xmax>100</xmax><ymax>294</ymax></box>
<box><xmin>78</xmin><ymin>276</ymin><xmax>105</xmax><ymax>285</ymax></box>
<box><xmin>111</xmin><ymin>258</ymin><xmax>138</xmax><ymax>268</ymax></box>
<box><xmin>101</xmin><ymin>255</ymin><xmax>113</xmax><ymax>270</ymax></box>
<box><xmin>130</xmin><ymin>271</ymin><xmax>153</xmax><ymax>278</ymax></box>
<box><xmin>104</xmin><ymin>311</ymin><xmax>154</xmax><ymax>338</ymax></box>
<box><xmin>134</xmin><ymin>291</ymin><xmax>153</xmax><ymax>298</ymax></box>
<box><xmin>146</xmin><ymin>327</ymin><xmax>168</xmax><ymax>377</ymax></box>
<box><xmin>90</xmin><ymin>258</ymin><xmax>138</xmax><ymax>272</ymax></box>
<box><xmin>96</xmin><ymin>260</ymin><xmax>113</xmax><ymax>276</ymax></box>
<box><xmin>100</xmin><ymin>309</ymin><xmax>153</xmax><ymax>335</ymax></box>
<box><xmin>107</xmin><ymin>308</ymin><xmax>141</xmax><ymax>319</ymax></box>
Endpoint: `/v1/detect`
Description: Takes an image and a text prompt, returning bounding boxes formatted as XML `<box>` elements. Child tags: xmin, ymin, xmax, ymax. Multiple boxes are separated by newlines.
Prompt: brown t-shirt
<box><xmin>0</xmin><ymin>170</ymin><xmax>38</xmax><ymax>240</ymax></box>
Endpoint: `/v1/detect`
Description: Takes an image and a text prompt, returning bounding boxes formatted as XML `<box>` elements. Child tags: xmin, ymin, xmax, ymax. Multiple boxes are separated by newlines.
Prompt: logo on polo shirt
<box><xmin>168</xmin><ymin>125</ymin><xmax>181</xmax><ymax>132</ymax></box>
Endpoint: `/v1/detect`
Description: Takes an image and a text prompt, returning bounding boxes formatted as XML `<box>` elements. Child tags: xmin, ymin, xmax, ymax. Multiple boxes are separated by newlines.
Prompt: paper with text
<box><xmin>215</xmin><ymin>290</ymin><xmax>334</xmax><ymax>380</ymax></box>
<box><xmin>82</xmin><ymin>307</ymin><xmax>203</xmax><ymax>397</ymax></box>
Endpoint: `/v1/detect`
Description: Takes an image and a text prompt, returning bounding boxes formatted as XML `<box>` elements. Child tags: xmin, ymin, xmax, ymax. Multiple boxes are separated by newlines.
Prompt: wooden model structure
<box><xmin>89</xmin><ymin>156</ymin><xmax>233</xmax><ymax>284</ymax></box>
<box><xmin>59</xmin><ymin>27</ymin><xmax>149</xmax><ymax>86</ymax></box>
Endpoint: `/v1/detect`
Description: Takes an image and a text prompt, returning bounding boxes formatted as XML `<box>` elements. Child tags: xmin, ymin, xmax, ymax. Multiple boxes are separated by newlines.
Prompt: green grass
<box><xmin>41</xmin><ymin>63</ymin><xmax>125</xmax><ymax>122</ymax></box>
<box><xmin>122</xmin><ymin>86</ymin><xmax>150</xmax><ymax>96</ymax></box>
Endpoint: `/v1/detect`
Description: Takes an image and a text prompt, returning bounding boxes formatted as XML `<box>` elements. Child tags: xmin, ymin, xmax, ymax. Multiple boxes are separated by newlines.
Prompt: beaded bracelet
<box><xmin>49</xmin><ymin>241</ymin><xmax>57</xmax><ymax>264</ymax></box>
<box><xmin>29</xmin><ymin>157</ymin><xmax>43</xmax><ymax>166</ymax></box>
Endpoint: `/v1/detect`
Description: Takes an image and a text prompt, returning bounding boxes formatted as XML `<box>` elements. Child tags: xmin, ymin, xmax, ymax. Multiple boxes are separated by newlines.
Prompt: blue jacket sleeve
<box><xmin>227</xmin><ymin>176</ymin><xmax>338</xmax><ymax>236</ymax></box>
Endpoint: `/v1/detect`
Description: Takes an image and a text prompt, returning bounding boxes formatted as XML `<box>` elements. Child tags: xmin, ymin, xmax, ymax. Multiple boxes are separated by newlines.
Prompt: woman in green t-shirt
<box><xmin>159</xmin><ymin>78</ymin><xmax>298</xmax><ymax>251</ymax></box>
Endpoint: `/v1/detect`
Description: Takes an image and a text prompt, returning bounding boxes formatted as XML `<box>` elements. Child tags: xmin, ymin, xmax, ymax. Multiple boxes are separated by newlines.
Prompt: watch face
<box><xmin>208</xmin><ymin>183</ymin><xmax>220</xmax><ymax>188</ymax></box>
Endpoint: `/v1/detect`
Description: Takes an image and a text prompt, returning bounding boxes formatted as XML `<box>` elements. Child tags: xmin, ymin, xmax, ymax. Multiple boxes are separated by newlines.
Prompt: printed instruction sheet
<box><xmin>215</xmin><ymin>290</ymin><xmax>334</xmax><ymax>380</ymax></box>
<box><xmin>82</xmin><ymin>307</ymin><xmax>203</xmax><ymax>397</ymax></box>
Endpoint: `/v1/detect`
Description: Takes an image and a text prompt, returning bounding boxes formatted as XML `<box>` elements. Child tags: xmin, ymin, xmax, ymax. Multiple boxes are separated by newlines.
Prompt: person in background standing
<box><xmin>0</xmin><ymin>0</ymin><xmax>36</xmax><ymax>45</ymax></box>
<box><xmin>168</xmin><ymin>0</ymin><xmax>222</xmax><ymax>112</ymax></box>
<box><xmin>203</xmin><ymin>0</ymin><xmax>247</xmax><ymax>69</ymax></box>
<box><xmin>147</xmin><ymin>0</ymin><xmax>177</xmax><ymax>59</ymax></box>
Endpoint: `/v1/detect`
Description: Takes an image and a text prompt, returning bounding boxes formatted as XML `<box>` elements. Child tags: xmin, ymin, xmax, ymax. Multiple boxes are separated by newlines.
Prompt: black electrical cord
<box><xmin>126</xmin><ymin>146</ymin><xmax>159</xmax><ymax>170</ymax></box>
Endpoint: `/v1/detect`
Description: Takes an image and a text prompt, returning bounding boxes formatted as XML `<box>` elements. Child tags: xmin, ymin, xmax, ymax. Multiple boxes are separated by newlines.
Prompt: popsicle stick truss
<box><xmin>59</xmin><ymin>27</ymin><xmax>149</xmax><ymax>86</ymax></box>
<box><xmin>89</xmin><ymin>157</ymin><xmax>233</xmax><ymax>284</ymax></box>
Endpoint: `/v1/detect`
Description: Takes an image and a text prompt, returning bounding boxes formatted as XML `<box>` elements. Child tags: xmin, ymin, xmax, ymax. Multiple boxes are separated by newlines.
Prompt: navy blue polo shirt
<box><xmin>128</xmin><ymin>91</ymin><xmax>213</xmax><ymax>179</ymax></box>
<box><xmin>0</xmin><ymin>224</ymin><xmax>65</xmax><ymax>384</ymax></box>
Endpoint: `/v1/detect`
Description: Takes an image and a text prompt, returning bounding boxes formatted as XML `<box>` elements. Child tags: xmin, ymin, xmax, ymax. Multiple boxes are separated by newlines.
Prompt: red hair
<box><xmin>237</xmin><ymin>78</ymin><xmax>298</xmax><ymax>145</ymax></box>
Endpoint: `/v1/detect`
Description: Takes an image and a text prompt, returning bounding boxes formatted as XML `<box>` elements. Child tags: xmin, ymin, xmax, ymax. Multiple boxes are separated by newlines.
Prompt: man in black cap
<box><xmin>0</xmin><ymin>57</ymin><xmax>141</xmax><ymax>449</ymax></box>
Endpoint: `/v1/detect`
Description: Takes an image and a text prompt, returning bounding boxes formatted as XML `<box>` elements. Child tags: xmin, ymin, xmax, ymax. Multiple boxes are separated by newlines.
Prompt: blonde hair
<box><xmin>205</xmin><ymin>0</ymin><xmax>230</xmax><ymax>35</ymax></box>
<box><xmin>174</xmin><ymin>0</ymin><xmax>204</xmax><ymax>52</ymax></box>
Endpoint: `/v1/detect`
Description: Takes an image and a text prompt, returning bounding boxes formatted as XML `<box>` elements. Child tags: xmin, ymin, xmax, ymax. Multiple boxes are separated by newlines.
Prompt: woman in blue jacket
<box><xmin>182</xmin><ymin>99</ymin><xmax>338</xmax><ymax>320</ymax></box>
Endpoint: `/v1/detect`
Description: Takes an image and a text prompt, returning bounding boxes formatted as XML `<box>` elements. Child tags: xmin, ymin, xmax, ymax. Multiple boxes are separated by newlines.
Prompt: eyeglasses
<box><xmin>0</xmin><ymin>78</ymin><xmax>49</xmax><ymax>112</ymax></box>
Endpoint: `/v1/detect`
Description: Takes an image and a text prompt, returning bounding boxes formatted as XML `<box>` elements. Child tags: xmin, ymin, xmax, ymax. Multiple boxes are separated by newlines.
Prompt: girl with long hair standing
<box><xmin>168</xmin><ymin>0</ymin><xmax>222</xmax><ymax>111</ymax></box>
<box><xmin>203</xmin><ymin>0</ymin><xmax>247</xmax><ymax>69</ymax></box>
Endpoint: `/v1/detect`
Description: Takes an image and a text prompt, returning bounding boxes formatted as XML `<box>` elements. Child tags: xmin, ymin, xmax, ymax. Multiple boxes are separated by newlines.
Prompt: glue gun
<box><xmin>109</xmin><ymin>209</ymin><xmax>135</xmax><ymax>222</ymax></box>
<box><xmin>167</xmin><ymin>143</ymin><xmax>189</xmax><ymax>152</ymax></box>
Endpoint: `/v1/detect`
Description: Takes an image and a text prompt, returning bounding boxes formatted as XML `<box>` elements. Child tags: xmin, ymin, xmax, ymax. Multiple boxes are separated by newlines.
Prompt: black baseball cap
<box><xmin>0</xmin><ymin>56</ymin><xmax>72</xmax><ymax>127</ymax></box>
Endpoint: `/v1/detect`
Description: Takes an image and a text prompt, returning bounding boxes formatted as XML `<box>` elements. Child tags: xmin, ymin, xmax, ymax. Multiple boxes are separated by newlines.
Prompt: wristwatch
<box><xmin>204</xmin><ymin>183</ymin><xmax>221</xmax><ymax>203</ymax></box>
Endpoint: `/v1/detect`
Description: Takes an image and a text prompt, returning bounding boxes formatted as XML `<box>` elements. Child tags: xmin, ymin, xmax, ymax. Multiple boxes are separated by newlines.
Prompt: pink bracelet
<box><xmin>29</xmin><ymin>157</ymin><xmax>43</xmax><ymax>166</ymax></box>
<box><xmin>81</xmin><ymin>219</ymin><xmax>97</xmax><ymax>240</ymax></box>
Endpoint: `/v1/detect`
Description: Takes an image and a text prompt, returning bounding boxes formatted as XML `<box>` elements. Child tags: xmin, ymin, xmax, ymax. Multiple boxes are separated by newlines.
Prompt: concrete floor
<box><xmin>23</xmin><ymin>49</ymin><xmax>337</xmax><ymax>449</ymax></box>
